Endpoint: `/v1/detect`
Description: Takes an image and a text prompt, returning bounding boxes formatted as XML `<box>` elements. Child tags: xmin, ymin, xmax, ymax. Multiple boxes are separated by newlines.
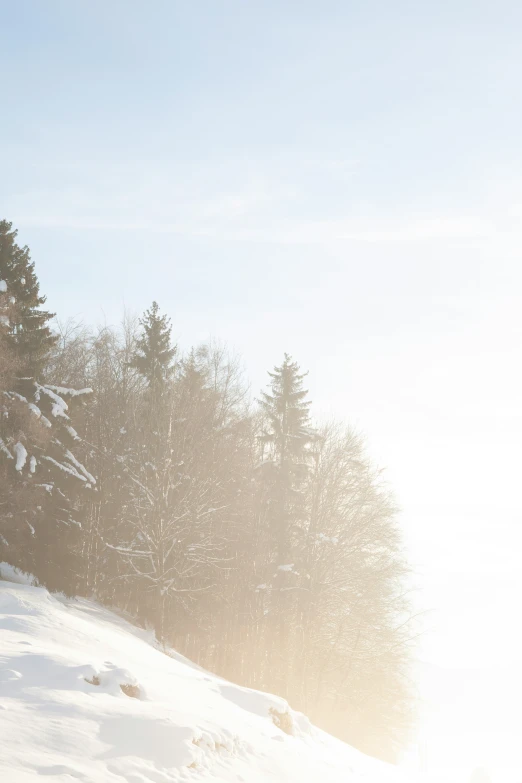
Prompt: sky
<box><xmin>2</xmin><ymin>1</ymin><xmax>522</xmax><ymax>779</ymax></box>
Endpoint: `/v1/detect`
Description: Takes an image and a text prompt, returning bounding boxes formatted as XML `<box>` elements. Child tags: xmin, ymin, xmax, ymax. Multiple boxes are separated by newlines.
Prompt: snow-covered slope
<box><xmin>0</xmin><ymin>577</ymin><xmax>407</xmax><ymax>783</ymax></box>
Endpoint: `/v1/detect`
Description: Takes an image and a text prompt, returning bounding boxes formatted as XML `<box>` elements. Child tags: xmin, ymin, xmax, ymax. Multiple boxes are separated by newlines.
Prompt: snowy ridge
<box><xmin>0</xmin><ymin>576</ymin><xmax>410</xmax><ymax>783</ymax></box>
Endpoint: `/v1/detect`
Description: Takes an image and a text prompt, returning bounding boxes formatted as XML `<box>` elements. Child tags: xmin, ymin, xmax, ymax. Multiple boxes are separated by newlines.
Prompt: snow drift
<box><xmin>0</xmin><ymin>574</ymin><xmax>408</xmax><ymax>782</ymax></box>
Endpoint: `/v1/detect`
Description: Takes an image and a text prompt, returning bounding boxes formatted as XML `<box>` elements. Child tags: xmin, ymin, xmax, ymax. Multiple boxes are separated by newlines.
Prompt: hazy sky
<box><xmin>2</xmin><ymin>2</ymin><xmax>522</xmax><ymax>779</ymax></box>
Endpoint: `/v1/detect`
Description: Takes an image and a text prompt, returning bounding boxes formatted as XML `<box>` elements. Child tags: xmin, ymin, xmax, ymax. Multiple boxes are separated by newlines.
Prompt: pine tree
<box><xmin>258</xmin><ymin>354</ymin><xmax>316</xmax><ymax>548</ymax></box>
<box><xmin>259</xmin><ymin>353</ymin><xmax>313</xmax><ymax>471</ymax></box>
<box><xmin>0</xmin><ymin>220</ymin><xmax>57</xmax><ymax>380</ymax></box>
<box><xmin>0</xmin><ymin>315</ymin><xmax>95</xmax><ymax>591</ymax></box>
<box><xmin>130</xmin><ymin>302</ymin><xmax>176</xmax><ymax>391</ymax></box>
<box><xmin>2</xmin><ymin>378</ymin><xmax>95</xmax><ymax>594</ymax></box>
<box><xmin>0</xmin><ymin>224</ymin><xmax>94</xmax><ymax>595</ymax></box>
<box><xmin>257</xmin><ymin>354</ymin><xmax>317</xmax><ymax>694</ymax></box>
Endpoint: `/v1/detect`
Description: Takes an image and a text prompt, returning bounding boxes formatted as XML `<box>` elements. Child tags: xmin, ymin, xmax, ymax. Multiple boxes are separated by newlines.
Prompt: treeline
<box><xmin>0</xmin><ymin>220</ymin><xmax>414</xmax><ymax>761</ymax></box>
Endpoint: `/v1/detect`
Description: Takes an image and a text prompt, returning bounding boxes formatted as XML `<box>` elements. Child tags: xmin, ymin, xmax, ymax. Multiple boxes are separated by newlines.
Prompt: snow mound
<box><xmin>0</xmin><ymin>579</ymin><xmax>409</xmax><ymax>782</ymax></box>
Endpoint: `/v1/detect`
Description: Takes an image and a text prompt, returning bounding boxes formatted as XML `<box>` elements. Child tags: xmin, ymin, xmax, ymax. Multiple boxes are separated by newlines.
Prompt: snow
<box><xmin>0</xmin><ymin>563</ymin><xmax>35</xmax><ymax>586</ymax></box>
<box><xmin>35</xmin><ymin>483</ymin><xmax>53</xmax><ymax>493</ymax></box>
<box><xmin>51</xmin><ymin>401</ymin><xmax>69</xmax><ymax>419</ymax></box>
<box><xmin>317</xmin><ymin>533</ymin><xmax>339</xmax><ymax>545</ymax></box>
<box><xmin>0</xmin><ymin>279</ymin><xmax>6</xmax><ymax>292</ymax></box>
<box><xmin>0</xmin><ymin>579</ymin><xmax>409</xmax><ymax>783</ymax></box>
<box><xmin>0</xmin><ymin>315</ymin><xmax>9</xmax><ymax>326</ymax></box>
<box><xmin>0</xmin><ymin>437</ymin><xmax>13</xmax><ymax>459</ymax></box>
<box><xmin>36</xmin><ymin>384</ymin><xmax>69</xmax><ymax>412</ymax></box>
<box><xmin>27</xmin><ymin>403</ymin><xmax>42</xmax><ymax>418</ymax></box>
<box><xmin>64</xmin><ymin>449</ymin><xmax>96</xmax><ymax>484</ymax></box>
<box><xmin>46</xmin><ymin>385</ymin><xmax>94</xmax><ymax>398</ymax></box>
<box><xmin>40</xmin><ymin>455</ymin><xmax>88</xmax><ymax>482</ymax></box>
<box><xmin>66</xmin><ymin>424</ymin><xmax>81</xmax><ymax>441</ymax></box>
<box><xmin>13</xmin><ymin>441</ymin><xmax>28</xmax><ymax>471</ymax></box>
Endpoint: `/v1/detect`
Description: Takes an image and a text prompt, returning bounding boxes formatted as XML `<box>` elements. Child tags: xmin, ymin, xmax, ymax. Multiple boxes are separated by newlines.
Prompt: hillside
<box><xmin>0</xmin><ymin>572</ymin><xmax>407</xmax><ymax>783</ymax></box>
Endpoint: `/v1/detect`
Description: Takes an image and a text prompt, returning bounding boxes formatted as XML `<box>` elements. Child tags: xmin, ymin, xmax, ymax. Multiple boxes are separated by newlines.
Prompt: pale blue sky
<box><xmin>2</xmin><ymin>2</ymin><xmax>522</xmax><ymax>779</ymax></box>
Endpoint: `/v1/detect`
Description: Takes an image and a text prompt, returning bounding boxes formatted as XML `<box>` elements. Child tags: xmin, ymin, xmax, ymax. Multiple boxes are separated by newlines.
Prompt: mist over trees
<box><xmin>0</xmin><ymin>222</ymin><xmax>414</xmax><ymax>762</ymax></box>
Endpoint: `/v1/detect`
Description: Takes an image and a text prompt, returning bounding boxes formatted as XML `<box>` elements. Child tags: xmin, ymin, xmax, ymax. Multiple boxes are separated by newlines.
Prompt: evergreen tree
<box><xmin>0</xmin><ymin>343</ymin><xmax>95</xmax><ymax>591</ymax></box>
<box><xmin>0</xmin><ymin>224</ymin><xmax>94</xmax><ymax>595</ymax></box>
<box><xmin>257</xmin><ymin>354</ymin><xmax>317</xmax><ymax>694</ymax></box>
<box><xmin>258</xmin><ymin>355</ymin><xmax>316</xmax><ymax>552</ymax></box>
<box><xmin>2</xmin><ymin>378</ymin><xmax>95</xmax><ymax>594</ymax></box>
<box><xmin>130</xmin><ymin>302</ymin><xmax>176</xmax><ymax>391</ymax></box>
<box><xmin>0</xmin><ymin>220</ymin><xmax>57</xmax><ymax>380</ymax></box>
<box><xmin>259</xmin><ymin>353</ymin><xmax>313</xmax><ymax>470</ymax></box>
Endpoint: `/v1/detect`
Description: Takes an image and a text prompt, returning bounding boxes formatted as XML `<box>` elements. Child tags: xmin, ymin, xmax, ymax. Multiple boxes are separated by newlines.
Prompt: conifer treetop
<box><xmin>258</xmin><ymin>353</ymin><xmax>315</xmax><ymax>461</ymax></box>
<box><xmin>130</xmin><ymin>301</ymin><xmax>177</xmax><ymax>389</ymax></box>
<box><xmin>0</xmin><ymin>220</ymin><xmax>57</xmax><ymax>379</ymax></box>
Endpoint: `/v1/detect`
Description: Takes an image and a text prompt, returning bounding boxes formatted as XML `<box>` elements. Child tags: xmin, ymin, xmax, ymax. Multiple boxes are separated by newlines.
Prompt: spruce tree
<box><xmin>130</xmin><ymin>301</ymin><xmax>176</xmax><ymax>391</ymax></box>
<box><xmin>2</xmin><ymin>378</ymin><xmax>95</xmax><ymax>594</ymax></box>
<box><xmin>0</xmin><ymin>223</ymin><xmax>94</xmax><ymax>594</ymax></box>
<box><xmin>258</xmin><ymin>354</ymin><xmax>316</xmax><ymax>694</ymax></box>
<box><xmin>0</xmin><ymin>220</ymin><xmax>57</xmax><ymax>380</ymax></box>
<box><xmin>259</xmin><ymin>353</ymin><xmax>313</xmax><ymax>470</ymax></box>
<box><xmin>1</xmin><ymin>278</ymin><xmax>94</xmax><ymax>593</ymax></box>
